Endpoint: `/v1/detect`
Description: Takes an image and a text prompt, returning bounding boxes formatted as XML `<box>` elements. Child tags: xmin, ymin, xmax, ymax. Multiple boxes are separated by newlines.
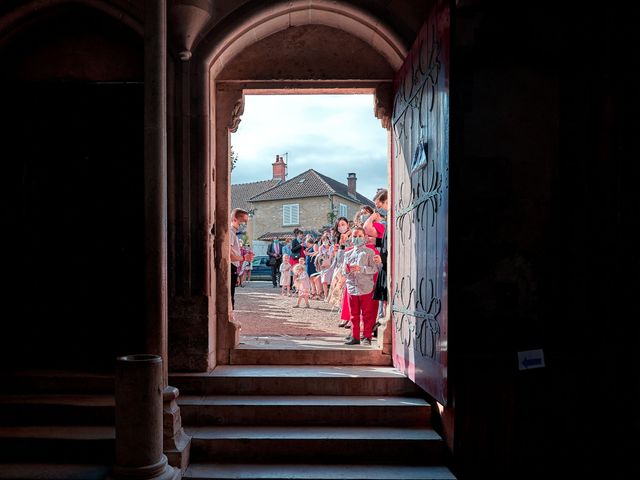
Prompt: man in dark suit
<box><xmin>290</xmin><ymin>228</ymin><xmax>304</xmax><ymax>262</ymax></box>
<box><xmin>266</xmin><ymin>237</ymin><xmax>283</xmax><ymax>287</ymax></box>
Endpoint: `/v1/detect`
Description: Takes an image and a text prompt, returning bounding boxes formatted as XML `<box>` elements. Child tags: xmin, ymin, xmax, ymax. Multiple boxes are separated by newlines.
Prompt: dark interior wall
<box><xmin>0</xmin><ymin>6</ymin><xmax>145</xmax><ymax>372</ymax></box>
<box><xmin>453</xmin><ymin>2</ymin><xmax>639</xmax><ymax>478</ymax></box>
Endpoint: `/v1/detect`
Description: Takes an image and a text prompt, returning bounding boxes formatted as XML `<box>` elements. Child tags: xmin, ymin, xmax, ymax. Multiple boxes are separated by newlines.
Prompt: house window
<box><xmin>283</xmin><ymin>204</ymin><xmax>299</xmax><ymax>226</ymax></box>
<box><xmin>339</xmin><ymin>203</ymin><xmax>348</xmax><ymax>218</ymax></box>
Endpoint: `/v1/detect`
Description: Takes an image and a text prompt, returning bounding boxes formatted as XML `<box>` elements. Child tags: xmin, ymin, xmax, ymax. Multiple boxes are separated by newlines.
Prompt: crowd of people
<box><xmin>228</xmin><ymin>188</ymin><xmax>389</xmax><ymax>346</ymax></box>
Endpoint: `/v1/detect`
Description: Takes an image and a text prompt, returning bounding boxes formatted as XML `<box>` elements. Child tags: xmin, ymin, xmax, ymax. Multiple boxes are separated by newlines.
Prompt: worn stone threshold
<box><xmin>237</xmin><ymin>335</ymin><xmax>380</xmax><ymax>350</ymax></box>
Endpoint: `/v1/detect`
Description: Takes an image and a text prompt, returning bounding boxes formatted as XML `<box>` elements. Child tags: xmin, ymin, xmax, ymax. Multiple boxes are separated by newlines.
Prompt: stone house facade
<box><xmin>250</xmin><ymin>170</ymin><xmax>373</xmax><ymax>243</ymax></box>
<box><xmin>252</xmin><ymin>193</ymin><xmax>358</xmax><ymax>239</ymax></box>
<box><xmin>232</xmin><ymin>155</ymin><xmax>374</xmax><ymax>251</ymax></box>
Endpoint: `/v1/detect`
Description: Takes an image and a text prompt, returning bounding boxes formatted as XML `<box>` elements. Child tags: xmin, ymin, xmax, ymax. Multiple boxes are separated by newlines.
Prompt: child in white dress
<box><xmin>292</xmin><ymin>260</ymin><xmax>311</xmax><ymax>308</ymax></box>
<box><xmin>314</xmin><ymin>237</ymin><xmax>335</xmax><ymax>300</ymax></box>
<box><xmin>279</xmin><ymin>254</ymin><xmax>292</xmax><ymax>296</ymax></box>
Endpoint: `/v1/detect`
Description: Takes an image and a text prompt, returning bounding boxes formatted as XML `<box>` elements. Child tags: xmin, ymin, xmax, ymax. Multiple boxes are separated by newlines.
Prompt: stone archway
<box><xmin>197</xmin><ymin>1</ymin><xmax>405</xmax><ymax>364</ymax></box>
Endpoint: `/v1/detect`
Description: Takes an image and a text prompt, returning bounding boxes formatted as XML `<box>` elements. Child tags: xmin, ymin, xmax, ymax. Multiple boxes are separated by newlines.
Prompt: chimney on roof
<box><xmin>347</xmin><ymin>172</ymin><xmax>357</xmax><ymax>195</ymax></box>
<box><xmin>272</xmin><ymin>155</ymin><xmax>286</xmax><ymax>181</ymax></box>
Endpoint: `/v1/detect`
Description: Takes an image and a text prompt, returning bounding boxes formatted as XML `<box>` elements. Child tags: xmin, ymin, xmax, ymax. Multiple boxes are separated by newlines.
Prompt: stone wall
<box><xmin>251</xmin><ymin>196</ymin><xmax>362</xmax><ymax>240</ymax></box>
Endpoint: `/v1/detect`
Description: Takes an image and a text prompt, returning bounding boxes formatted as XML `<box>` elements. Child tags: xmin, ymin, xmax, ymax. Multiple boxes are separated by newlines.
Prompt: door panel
<box><xmin>391</xmin><ymin>0</ymin><xmax>449</xmax><ymax>405</ymax></box>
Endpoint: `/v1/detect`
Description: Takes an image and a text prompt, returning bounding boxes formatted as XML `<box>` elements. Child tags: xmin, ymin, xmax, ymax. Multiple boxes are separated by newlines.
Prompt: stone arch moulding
<box><xmin>0</xmin><ymin>0</ymin><xmax>143</xmax><ymax>45</ymax></box>
<box><xmin>197</xmin><ymin>0</ymin><xmax>406</xmax><ymax>365</ymax></box>
<box><xmin>204</xmin><ymin>0</ymin><xmax>408</xmax><ymax>77</ymax></box>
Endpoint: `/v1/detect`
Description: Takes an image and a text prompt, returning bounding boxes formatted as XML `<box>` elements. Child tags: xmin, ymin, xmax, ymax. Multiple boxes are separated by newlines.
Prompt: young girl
<box><xmin>292</xmin><ymin>259</ymin><xmax>311</xmax><ymax>308</ymax></box>
<box><xmin>279</xmin><ymin>254</ymin><xmax>292</xmax><ymax>296</ymax></box>
<box><xmin>342</xmin><ymin>227</ymin><xmax>379</xmax><ymax>345</ymax></box>
<box><xmin>333</xmin><ymin>217</ymin><xmax>353</xmax><ymax>328</ymax></box>
<box><xmin>326</xmin><ymin>243</ymin><xmax>346</xmax><ymax>311</ymax></box>
<box><xmin>315</xmin><ymin>233</ymin><xmax>335</xmax><ymax>300</ymax></box>
<box><xmin>242</xmin><ymin>244</ymin><xmax>254</xmax><ymax>284</ymax></box>
<box><xmin>304</xmin><ymin>236</ymin><xmax>321</xmax><ymax>299</ymax></box>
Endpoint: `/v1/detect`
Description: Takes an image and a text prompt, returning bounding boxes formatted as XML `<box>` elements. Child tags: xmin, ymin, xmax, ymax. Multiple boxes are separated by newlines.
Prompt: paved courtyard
<box><xmin>233</xmin><ymin>280</ymin><xmax>347</xmax><ymax>340</ymax></box>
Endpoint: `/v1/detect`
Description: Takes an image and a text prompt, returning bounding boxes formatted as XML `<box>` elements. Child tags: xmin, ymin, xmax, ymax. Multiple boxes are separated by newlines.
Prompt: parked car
<box><xmin>248</xmin><ymin>255</ymin><xmax>272</xmax><ymax>281</ymax></box>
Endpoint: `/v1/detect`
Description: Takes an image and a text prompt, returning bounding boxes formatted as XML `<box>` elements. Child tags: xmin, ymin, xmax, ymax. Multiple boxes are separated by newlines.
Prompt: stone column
<box><xmin>144</xmin><ymin>0</ymin><xmax>169</xmax><ymax>381</ymax></box>
<box><xmin>145</xmin><ymin>0</ymin><xmax>191</xmax><ymax>469</ymax></box>
<box><xmin>112</xmin><ymin>355</ymin><xmax>179</xmax><ymax>480</ymax></box>
<box><xmin>214</xmin><ymin>85</ymin><xmax>244</xmax><ymax>364</ymax></box>
<box><xmin>167</xmin><ymin>44</ymin><xmax>215</xmax><ymax>373</ymax></box>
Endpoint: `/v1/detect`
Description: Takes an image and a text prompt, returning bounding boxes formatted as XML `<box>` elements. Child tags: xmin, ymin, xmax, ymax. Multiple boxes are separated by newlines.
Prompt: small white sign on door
<box><xmin>518</xmin><ymin>349</ymin><xmax>545</xmax><ymax>371</ymax></box>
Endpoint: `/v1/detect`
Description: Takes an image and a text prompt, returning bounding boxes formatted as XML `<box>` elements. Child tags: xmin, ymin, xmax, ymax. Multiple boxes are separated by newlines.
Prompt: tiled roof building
<box><xmin>231</xmin><ymin>156</ymin><xmax>374</xmax><ymax>248</ymax></box>
<box><xmin>231</xmin><ymin>179</ymin><xmax>281</xmax><ymax>212</ymax></box>
<box><xmin>250</xmin><ymin>169</ymin><xmax>373</xmax><ymax>206</ymax></box>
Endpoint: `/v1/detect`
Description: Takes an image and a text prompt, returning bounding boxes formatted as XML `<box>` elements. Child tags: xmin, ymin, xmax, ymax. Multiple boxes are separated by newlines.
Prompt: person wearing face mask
<box><xmin>330</xmin><ymin>217</ymin><xmax>352</xmax><ymax>326</ymax></box>
<box><xmin>354</xmin><ymin>205</ymin><xmax>373</xmax><ymax>227</ymax></box>
<box><xmin>355</xmin><ymin>205</ymin><xmax>381</xmax><ymax>246</ymax></box>
<box><xmin>362</xmin><ymin>202</ymin><xmax>386</xmax><ymax>244</ymax></box>
<box><xmin>331</xmin><ymin>213</ymin><xmax>379</xmax><ymax>329</ymax></box>
<box><xmin>333</xmin><ymin>216</ymin><xmax>352</xmax><ymax>247</ymax></box>
<box><xmin>315</xmin><ymin>232</ymin><xmax>335</xmax><ymax>299</ymax></box>
<box><xmin>267</xmin><ymin>237</ymin><xmax>284</xmax><ymax>288</ymax></box>
<box><xmin>304</xmin><ymin>235</ymin><xmax>322</xmax><ymax>299</ymax></box>
<box><xmin>364</xmin><ymin>189</ymin><xmax>389</xmax><ymax>334</ymax></box>
<box><xmin>342</xmin><ymin>226</ymin><xmax>380</xmax><ymax>345</ymax></box>
<box><xmin>227</xmin><ymin>208</ymin><xmax>249</xmax><ymax>310</ymax></box>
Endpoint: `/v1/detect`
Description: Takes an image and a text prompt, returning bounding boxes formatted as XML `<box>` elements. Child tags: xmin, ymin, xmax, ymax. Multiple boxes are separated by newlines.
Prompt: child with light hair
<box><xmin>279</xmin><ymin>254</ymin><xmax>292</xmax><ymax>296</ymax></box>
<box><xmin>292</xmin><ymin>259</ymin><xmax>311</xmax><ymax>308</ymax></box>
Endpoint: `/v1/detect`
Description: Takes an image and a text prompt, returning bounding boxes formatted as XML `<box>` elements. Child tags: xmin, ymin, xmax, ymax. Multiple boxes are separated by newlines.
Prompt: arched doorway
<box><xmin>201</xmin><ymin>1</ymin><xmax>405</xmax><ymax>365</ymax></box>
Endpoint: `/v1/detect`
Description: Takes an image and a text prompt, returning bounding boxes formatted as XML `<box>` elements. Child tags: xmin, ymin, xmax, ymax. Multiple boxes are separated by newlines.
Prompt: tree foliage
<box><xmin>230</xmin><ymin>147</ymin><xmax>238</xmax><ymax>172</ymax></box>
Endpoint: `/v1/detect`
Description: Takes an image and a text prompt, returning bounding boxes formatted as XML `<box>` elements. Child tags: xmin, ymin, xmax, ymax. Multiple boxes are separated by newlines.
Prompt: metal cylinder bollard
<box><xmin>112</xmin><ymin>354</ymin><xmax>178</xmax><ymax>480</ymax></box>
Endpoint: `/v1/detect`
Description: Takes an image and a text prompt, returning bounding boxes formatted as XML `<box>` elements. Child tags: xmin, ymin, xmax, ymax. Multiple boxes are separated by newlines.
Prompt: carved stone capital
<box><xmin>168</xmin><ymin>0</ymin><xmax>212</xmax><ymax>59</ymax></box>
<box><xmin>227</xmin><ymin>92</ymin><xmax>245</xmax><ymax>133</ymax></box>
<box><xmin>374</xmin><ymin>84</ymin><xmax>393</xmax><ymax>130</ymax></box>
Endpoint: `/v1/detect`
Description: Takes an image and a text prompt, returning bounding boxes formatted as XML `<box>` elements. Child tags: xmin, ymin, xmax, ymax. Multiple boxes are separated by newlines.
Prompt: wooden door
<box><xmin>390</xmin><ymin>0</ymin><xmax>449</xmax><ymax>405</ymax></box>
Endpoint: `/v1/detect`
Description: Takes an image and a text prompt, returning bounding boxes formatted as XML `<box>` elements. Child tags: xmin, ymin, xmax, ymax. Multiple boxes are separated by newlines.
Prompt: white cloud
<box><xmin>231</xmin><ymin>94</ymin><xmax>388</xmax><ymax>200</ymax></box>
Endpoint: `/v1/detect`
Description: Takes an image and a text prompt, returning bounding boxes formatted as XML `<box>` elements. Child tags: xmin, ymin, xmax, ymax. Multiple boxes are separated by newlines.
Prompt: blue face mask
<box><xmin>359</xmin><ymin>214</ymin><xmax>370</xmax><ymax>224</ymax></box>
<box><xmin>376</xmin><ymin>207</ymin><xmax>387</xmax><ymax>217</ymax></box>
<box><xmin>352</xmin><ymin>236</ymin><xmax>365</xmax><ymax>247</ymax></box>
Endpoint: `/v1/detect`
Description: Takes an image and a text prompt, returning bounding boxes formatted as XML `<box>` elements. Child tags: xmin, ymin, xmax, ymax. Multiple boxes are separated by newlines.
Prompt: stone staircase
<box><xmin>171</xmin><ymin>365</ymin><xmax>456</xmax><ymax>479</ymax></box>
<box><xmin>0</xmin><ymin>371</ymin><xmax>115</xmax><ymax>479</ymax></box>
<box><xmin>0</xmin><ymin>362</ymin><xmax>456</xmax><ymax>479</ymax></box>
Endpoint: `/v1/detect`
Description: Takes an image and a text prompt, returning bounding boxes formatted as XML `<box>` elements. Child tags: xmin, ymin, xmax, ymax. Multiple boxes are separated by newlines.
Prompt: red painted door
<box><xmin>390</xmin><ymin>0</ymin><xmax>449</xmax><ymax>405</ymax></box>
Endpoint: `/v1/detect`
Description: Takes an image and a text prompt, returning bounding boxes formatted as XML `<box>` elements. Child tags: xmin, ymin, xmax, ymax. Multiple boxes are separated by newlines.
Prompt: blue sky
<box><xmin>230</xmin><ymin>94</ymin><xmax>388</xmax><ymax>201</ymax></box>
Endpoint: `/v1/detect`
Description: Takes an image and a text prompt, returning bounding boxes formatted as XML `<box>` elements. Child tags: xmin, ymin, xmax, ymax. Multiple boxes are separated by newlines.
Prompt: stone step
<box><xmin>0</xmin><ymin>393</ymin><xmax>430</xmax><ymax>427</ymax></box>
<box><xmin>0</xmin><ymin>395</ymin><xmax>114</xmax><ymax>426</ymax></box>
<box><xmin>178</xmin><ymin>395</ymin><xmax>430</xmax><ymax>427</ymax></box>
<box><xmin>184</xmin><ymin>463</ymin><xmax>457</xmax><ymax>480</ymax></box>
<box><xmin>0</xmin><ymin>426</ymin><xmax>115</xmax><ymax>463</ymax></box>
<box><xmin>0</xmin><ymin>371</ymin><xmax>114</xmax><ymax>395</ymax></box>
<box><xmin>170</xmin><ymin>366</ymin><xmax>420</xmax><ymax>396</ymax></box>
<box><xmin>186</xmin><ymin>426</ymin><xmax>445</xmax><ymax>464</ymax></box>
<box><xmin>0</xmin><ymin>464</ymin><xmax>110</xmax><ymax>480</ymax></box>
<box><xmin>231</xmin><ymin>339</ymin><xmax>392</xmax><ymax>366</ymax></box>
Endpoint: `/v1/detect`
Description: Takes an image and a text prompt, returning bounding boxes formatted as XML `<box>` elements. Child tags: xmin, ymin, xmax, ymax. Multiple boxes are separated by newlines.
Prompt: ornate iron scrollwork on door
<box><xmin>391</xmin><ymin>17</ymin><xmax>447</xmax><ymax>364</ymax></box>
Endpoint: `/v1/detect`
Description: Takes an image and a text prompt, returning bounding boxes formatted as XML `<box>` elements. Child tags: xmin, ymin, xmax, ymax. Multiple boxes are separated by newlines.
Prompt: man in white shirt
<box><xmin>229</xmin><ymin>208</ymin><xmax>249</xmax><ymax>309</ymax></box>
